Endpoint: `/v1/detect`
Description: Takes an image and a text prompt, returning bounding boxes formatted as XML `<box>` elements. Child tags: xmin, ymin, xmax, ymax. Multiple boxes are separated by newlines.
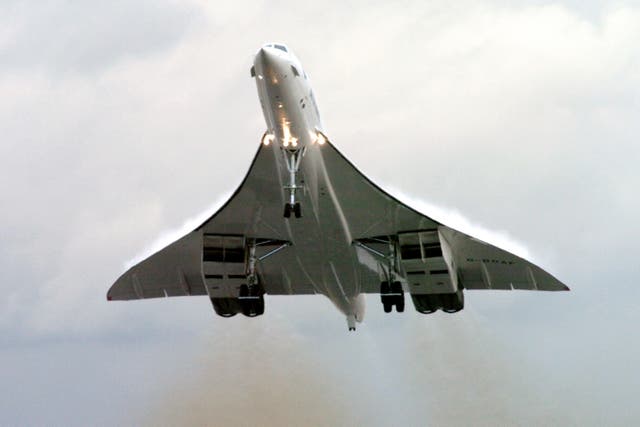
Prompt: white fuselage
<box><xmin>252</xmin><ymin>44</ymin><xmax>365</xmax><ymax>327</ymax></box>
<box><xmin>253</xmin><ymin>45</ymin><xmax>323</xmax><ymax>148</ymax></box>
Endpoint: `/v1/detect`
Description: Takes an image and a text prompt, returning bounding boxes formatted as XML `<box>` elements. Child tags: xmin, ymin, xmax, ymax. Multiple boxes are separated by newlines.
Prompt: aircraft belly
<box><xmin>197</xmin><ymin>136</ymin><xmax>434</xmax><ymax>302</ymax></box>
<box><xmin>274</xmin><ymin>142</ymin><xmax>362</xmax><ymax>305</ymax></box>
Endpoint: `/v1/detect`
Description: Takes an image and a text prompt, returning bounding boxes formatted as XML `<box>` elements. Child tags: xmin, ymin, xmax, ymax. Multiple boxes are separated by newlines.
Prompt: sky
<box><xmin>1</xmin><ymin>0</ymin><xmax>639</xmax><ymax>425</ymax></box>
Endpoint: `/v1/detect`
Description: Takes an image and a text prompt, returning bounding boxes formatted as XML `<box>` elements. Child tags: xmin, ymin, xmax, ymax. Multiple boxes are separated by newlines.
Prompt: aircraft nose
<box><xmin>256</xmin><ymin>47</ymin><xmax>277</xmax><ymax>68</ymax></box>
<box><xmin>255</xmin><ymin>48</ymin><xmax>283</xmax><ymax>84</ymax></box>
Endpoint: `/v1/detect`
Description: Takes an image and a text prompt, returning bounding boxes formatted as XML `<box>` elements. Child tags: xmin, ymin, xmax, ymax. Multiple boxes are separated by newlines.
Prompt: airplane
<box><xmin>107</xmin><ymin>43</ymin><xmax>569</xmax><ymax>331</ymax></box>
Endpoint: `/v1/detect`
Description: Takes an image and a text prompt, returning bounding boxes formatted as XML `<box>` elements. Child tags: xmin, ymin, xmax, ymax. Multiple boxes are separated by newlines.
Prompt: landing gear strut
<box><xmin>283</xmin><ymin>147</ymin><xmax>304</xmax><ymax>218</ymax></box>
<box><xmin>238</xmin><ymin>240</ymin><xmax>264</xmax><ymax>316</ymax></box>
<box><xmin>235</xmin><ymin>239</ymin><xmax>290</xmax><ymax>317</ymax></box>
<box><xmin>380</xmin><ymin>238</ymin><xmax>404</xmax><ymax>313</ymax></box>
<box><xmin>353</xmin><ymin>237</ymin><xmax>405</xmax><ymax>314</ymax></box>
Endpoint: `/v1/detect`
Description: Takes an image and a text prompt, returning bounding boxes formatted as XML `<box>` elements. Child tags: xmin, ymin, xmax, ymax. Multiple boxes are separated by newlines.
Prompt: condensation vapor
<box><xmin>125</xmin><ymin>191</ymin><xmax>232</xmax><ymax>270</ymax></box>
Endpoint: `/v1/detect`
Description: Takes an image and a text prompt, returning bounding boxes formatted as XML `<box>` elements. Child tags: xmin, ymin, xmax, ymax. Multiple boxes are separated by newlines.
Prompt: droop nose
<box><xmin>255</xmin><ymin>47</ymin><xmax>278</xmax><ymax>69</ymax></box>
<box><xmin>255</xmin><ymin>48</ymin><xmax>283</xmax><ymax>84</ymax></box>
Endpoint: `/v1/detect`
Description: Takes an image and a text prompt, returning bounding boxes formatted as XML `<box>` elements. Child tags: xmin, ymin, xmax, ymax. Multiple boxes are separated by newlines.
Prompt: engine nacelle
<box><xmin>210</xmin><ymin>297</ymin><xmax>242</xmax><ymax>317</ymax></box>
<box><xmin>411</xmin><ymin>290</ymin><xmax>464</xmax><ymax>314</ymax></box>
<box><xmin>210</xmin><ymin>290</ymin><xmax>265</xmax><ymax>318</ymax></box>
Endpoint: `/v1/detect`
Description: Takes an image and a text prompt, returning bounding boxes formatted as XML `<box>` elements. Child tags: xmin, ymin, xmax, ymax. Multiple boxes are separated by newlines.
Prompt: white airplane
<box><xmin>108</xmin><ymin>43</ymin><xmax>569</xmax><ymax>331</ymax></box>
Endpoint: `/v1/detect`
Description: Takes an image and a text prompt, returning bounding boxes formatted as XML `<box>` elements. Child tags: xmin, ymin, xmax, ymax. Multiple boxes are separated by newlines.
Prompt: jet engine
<box><xmin>410</xmin><ymin>289</ymin><xmax>464</xmax><ymax>314</ymax></box>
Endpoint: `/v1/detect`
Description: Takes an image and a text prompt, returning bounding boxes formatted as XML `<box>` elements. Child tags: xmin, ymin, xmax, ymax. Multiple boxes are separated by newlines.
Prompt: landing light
<box><xmin>317</xmin><ymin>133</ymin><xmax>326</xmax><ymax>145</ymax></box>
<box><xmin>262</xmin><ymin>133</ymin><xmax>275</xmax><ymax>146</ymax></box>
<box><xmin>258</xmin><ymin>75</ymin><xmax>263</xmax><ymax>80</ymax></box>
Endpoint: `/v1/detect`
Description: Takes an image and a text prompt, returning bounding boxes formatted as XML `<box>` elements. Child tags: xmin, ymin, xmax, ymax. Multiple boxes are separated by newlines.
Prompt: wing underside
<box><xmin>108</xmin><ymin>138</ymin><xmax>567</xmax><ymax>303</ymax></box>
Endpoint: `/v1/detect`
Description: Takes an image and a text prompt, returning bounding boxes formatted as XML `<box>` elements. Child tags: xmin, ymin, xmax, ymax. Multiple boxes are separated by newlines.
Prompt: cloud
<box><xmin>0</xmin><ymin>0</ymin><xmax>202</xmax><ymax>73</ymax></box>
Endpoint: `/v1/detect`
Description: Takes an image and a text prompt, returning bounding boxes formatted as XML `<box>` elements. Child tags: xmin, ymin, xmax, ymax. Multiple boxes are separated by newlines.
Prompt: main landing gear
<box><xmin>353</xmin><ymin>237</ymin><xmax>406</xmax><ymax>314</ymax></box>
<box><xmin>209</xmin><ymin>239</ymin><xmax>290</xmax><ymax>318</ymax></box>
<box><xmin>380</xmin><ymin>281</ymin><xmax>405</xmax><ymax>313</ymax></box>
<box><xmin>238</xmin><ymin>239</ymin><xmax>265</xmax><ymax>316</ymax></box>
<box><xmin>238</xmin><ymin>283</ymin><xmax>264</xmax><ymax>317</ymax></box>
<box><xmin>282</xmin><ymin>147</ymin><xmax>304</xmax><ymax>218</ymax></box>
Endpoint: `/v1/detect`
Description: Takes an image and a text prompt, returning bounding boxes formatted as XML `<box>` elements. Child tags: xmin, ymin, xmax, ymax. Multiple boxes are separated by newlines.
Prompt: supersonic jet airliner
<box><xmin>107</xmin><ymin>43</ymin><xmax>569</xmax><ymax>331</ymax></box>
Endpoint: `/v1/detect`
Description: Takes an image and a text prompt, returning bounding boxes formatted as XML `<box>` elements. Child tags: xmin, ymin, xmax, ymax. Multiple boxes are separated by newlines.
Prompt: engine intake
<box><xmin>411</xmin><ymin>290</ymin><xmax>464</xmax><ymax>314</ymax></box>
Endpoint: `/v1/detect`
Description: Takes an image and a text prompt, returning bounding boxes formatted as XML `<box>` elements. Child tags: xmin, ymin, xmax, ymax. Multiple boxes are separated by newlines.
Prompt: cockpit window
<box><xmin>274</xmin><ymin>44</ymin><xmax>287</xmax><ymax>52</ymax></box>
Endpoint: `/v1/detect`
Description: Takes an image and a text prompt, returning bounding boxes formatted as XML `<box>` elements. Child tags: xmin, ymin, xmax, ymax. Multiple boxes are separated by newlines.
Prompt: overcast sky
<box><xmin>1</xmin><ymin>0</ymin><xmax>639</xmax><ymax>425</ymax></box>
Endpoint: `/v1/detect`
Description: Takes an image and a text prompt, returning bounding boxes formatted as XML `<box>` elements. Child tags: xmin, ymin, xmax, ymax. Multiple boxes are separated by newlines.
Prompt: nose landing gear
<box><xmin>283</xmin><ymin>202</ymin><xmax>301</xmax><ymax>218</ymax></box>
<box><xmin>282</xmin><ymin>147</ymin><xmax>304</xmax><ymax>218</ymax></box>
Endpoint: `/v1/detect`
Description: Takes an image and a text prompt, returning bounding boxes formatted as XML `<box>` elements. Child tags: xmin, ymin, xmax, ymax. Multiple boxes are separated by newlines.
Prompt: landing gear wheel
<box><xmin>241</xmin><ymin>285</ymin><xmax>263</xmax><ymax>317</ymax></box>
<box><xmin>383</xmin><ymin>301</ymin><xmax>393</xmax><ymax>313</ymax></box>
<box><xmin>380</xmin><ymin>281</ymin><xmax>391</xmax><ymax>313</ymax></box>
<box><xmin>283</xmin><ymin>203</ymin><xmax>292</xmax><ymax>218</ymax></box>
<box><xmin>392</xmin><ymin>281</ymin><xmax>404</xmax><ymax>312</ymax></box>
<box><xmin>250</xmin><ymin>285</ymin><xmax>264</xmax><ymax>316</ymax></box>
<box><xmin>293</xmin><ymin>202</ymin><xmax>302</xmax><ymax>218</ymax></box>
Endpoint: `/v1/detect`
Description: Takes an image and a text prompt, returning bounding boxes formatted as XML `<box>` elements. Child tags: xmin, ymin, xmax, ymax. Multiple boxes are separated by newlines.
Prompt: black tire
<box><xmin>383</xmin><ymin>300</ymin><xmax>393</xmax><ymax>313</ymax></box>
<box><xmin>293</xmin><ymin>202</ymin><xmax>302</xmax><ymax>218</ymax></box>
<box><xmin>380</xmin><ymin>281</ymin><xmax>390</xmax><ymax>305</ymax></box>
<box><xmin>391</xmin><ymin>281</ymin><xmax>404</xmax><ymax>312</ymax></box>
<box><xmin>283</xmin><ymin>203</ymin><xmax>292</xmax><ymax>218</ymax></box>
<box><xmin>239</xmin><ymin>284</ymin><xmax>249</xmax><ymax>297</ymax></box>
<box><xmin>241</xmin><ymin>286</ymin><xmax>265</xmax><ymax>317</ymax></box>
